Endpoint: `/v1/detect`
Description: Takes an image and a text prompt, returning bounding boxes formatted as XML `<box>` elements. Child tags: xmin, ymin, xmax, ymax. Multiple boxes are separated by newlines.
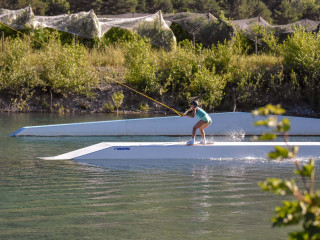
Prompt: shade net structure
<box><xmin>0</xmin><ymin>6</ymin><xmax>176</xmax><ymax>50</ymax></box>
<box><xmin>233</xmin><ymin>16</ymin><xmax>271</xmax><ymax>31</ymax></box>
<box><xmin>232</xmin><ymin>16</ymin><xmax>272</xmax><ymax>44</ymax></box>
<box><xmin>35</xmin><ymin>10</ymin><xmax>100</xmax><ymax>39</ymax></box>
<box><xmin>0</xmin><ymin>5</ymin><xmax>34</xmax><ymax>30</ymax></box>
<box><xmin>164</xmin><ymin>12</ymin><xmax>235</xmax><ymax>47</ymax></box>
<box><xmin>232</xmin><ymin>16</ymin><xmax>320</xmax><ymax>42</ymax></box>
<box><xmin>99</xmin><ymin>11</ymin><xmax>176</xmax><ymax>50</ymax></box>
<box><xmin>0</xmin><ymin>6</ymin><xmax>319</xmax><ymax>48</ymax></box>
<box><xmin>272</xmin><ymin>19</ymin><xmax>320</xmax><ymax>40</ymax></box>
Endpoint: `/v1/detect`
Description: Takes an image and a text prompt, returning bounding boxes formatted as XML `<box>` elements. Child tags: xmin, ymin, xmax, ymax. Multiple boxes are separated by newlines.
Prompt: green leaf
<box><xmin>287</xmin><ymin>146</ymin><xmax>299</xmax><ymax>159</ymax></box>
<box><xmin>271</xmin><ymin>105</ymin><xmax>286</xmax><ymax>115</ymax></box>
<box><xmin>254</xmin><ymin>119</ymin><xmax>269</xmax><ymax>126</ymax></box>
<box><xmin>268</xmin><ymin>146</ymin><xmax>290</xmax><ymax>160</ymax></box>
<box><xmin>289</xmin><ymin>231</ymin><xmax>309</xmax><ymax>240</ymax></box>
<box><xmin>259</xmin><ymin>132</ymin><xmax>277</xmax><ymax>141</ymax></box>
<box><xmin>251</xmin><ymin>109</ymin><xmax>259</xmax><ymax>116</ymax></box>
<box><xmin>277</xmin><ymin>118</ymin><xmax>291</xmax><ymax>133</ymax></box>
<box><xmin>311</xmin><ymin>233</ymin><xmax>320</xmax><ymax>240</ymax></box>
<box><xmin>272</xmin><ymin>200</ymin><xmax>302</xmax><ymax>227</ymax></box>
<box><xmin>312</xmin><ymin>191</ymin><xmax>320</xmax><ymax>206</ymax></box>
<box><xmin>267</xmin><ymin>116</ymin><xmax>278</xmax><ymax>128</ymax></box>
<box><xmin>254</xmin><ymin>117</ymin><xmax>277</xmax><ymax>128</ymax></box>
<box><xmin>259</xmin><ymin>178</ymin><xmax>297</xmax><ymax>195</ymax></box>
<box><xmin>252</xmin><ymin>104</ymin><xmax>286</xmax><ymax>116</ymax></box>
<box><xmin>294</xmin><ymin>159</ymin><xmax>315</xmax><ymax>178</ymax></box>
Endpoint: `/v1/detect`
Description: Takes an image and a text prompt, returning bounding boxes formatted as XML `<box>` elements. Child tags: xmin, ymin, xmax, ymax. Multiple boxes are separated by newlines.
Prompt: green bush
<box><xmin>0</xmin><ymin>37</ymin><xmax>40</xmax><ymax>92</ymax></box>
<box><xmin>0</xmin><ymin>35</ymin><xmax>98</xmax><ymax>99</ymax></box>
<box><xmin>101</xmin><ymin>27</ymin><xmax>136</xmax><ymax>46</ymax></box>
<box><xmin>190</xmin><ymin>67</ymin><xmax>227</xmax><ymax>109</ymax></box>
<box><xmin>138</xmin><ymin>103</ymin><xmax>149</xmax><ymax>112</ymax></box>
<box><xmin>37</xmin><ymin>37</ymin><xmax>98</xmax><ymax>95</ymax></box>
<box><xmin>124</xmin><ymin>37</ymin><xmax>161</xmax><ymax>95</ymax></box>
<box><xmin>0</xmin><ymin>24</ymin><xmax>22</xmax><ymax>39</ymax></box>
<box><xmin>281</xmin><ymin>26</ymin><xmax>320</xmax><ymax>74</ymax></box>
<box><xmin>137</xmin><ymin>18</ymin><xmax>176</xmax><ymax>51</ymax></box>
<box><xmin>169</xmin><ymin>22</ymin><xmax>193</xmax><ymax>43</ymax></box>
<box><xmin>112</xmin><ymin>91</ymin><xmax>124</xmax><ymax>112</ymax></box>
<box><xmin>103</xmin><ymin>102</ymin><xmax>114</xmax><ymax>113</ymax></box>
<box><xmin>281</xmin><ymin>26</ymin><xmax>320</xmax><ymax>111</ymax></box>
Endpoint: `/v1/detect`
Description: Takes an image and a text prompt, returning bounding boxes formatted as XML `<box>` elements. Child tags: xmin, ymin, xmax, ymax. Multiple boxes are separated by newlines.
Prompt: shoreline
<box><xmin>1</xmin><ymin>105</ymin><xmax>319</xmax><ymax>119</ymax></box>
<box><xmin>1</xmin><ymin>86</ymin><xmax>319</xmax><ymax>119</ymax></box>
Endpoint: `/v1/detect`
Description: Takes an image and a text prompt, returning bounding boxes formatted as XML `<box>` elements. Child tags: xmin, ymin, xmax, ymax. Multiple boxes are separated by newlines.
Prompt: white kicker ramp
<box><xmin>41</xmin><ymin>142</ymin><xmax>320</xmax><ymax>161</ymax></box>
<box><xmin>10</xmin><ymin>112</ymin><xmax>320</xmax><ymax>136</ymax></box>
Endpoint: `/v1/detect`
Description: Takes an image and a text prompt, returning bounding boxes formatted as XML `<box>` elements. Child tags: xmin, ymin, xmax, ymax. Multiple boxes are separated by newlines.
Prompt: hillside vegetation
<box><xmin>0</xmin><ymin>26</ymin><xmax>319</xmax><ymax>115</ymax></box>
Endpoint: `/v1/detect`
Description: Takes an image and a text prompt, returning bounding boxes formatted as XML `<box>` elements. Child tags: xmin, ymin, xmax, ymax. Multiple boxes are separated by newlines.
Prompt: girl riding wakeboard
<box><xmin>182</xmin><ymin>101</ymin><xmax>212</xmax><ymax>145</ymax></box>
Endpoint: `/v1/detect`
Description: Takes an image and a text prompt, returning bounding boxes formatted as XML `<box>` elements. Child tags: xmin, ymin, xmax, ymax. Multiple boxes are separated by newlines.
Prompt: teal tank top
<box><xmin>196</xmin><ymin>107</ymin><xmax>212</xmax><ymax>124</ymax></box>
<box><xmin>195</xmin><ymin>107</ymin><xmax>206</xmax><ymax>119</ymax></box>
<box><xmin>195</xmin><ymin>107</ymin><xmax>212</xmax><ymax>123</ymax></box>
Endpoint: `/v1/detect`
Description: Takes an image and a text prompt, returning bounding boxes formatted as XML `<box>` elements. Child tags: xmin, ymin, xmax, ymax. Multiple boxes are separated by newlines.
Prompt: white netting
<box><xmin>99</xmin><ymin>11</ymin><xmax>176</xmax><ymax>49</ymax></box>
<box><xmin>273</xmin><ymin>19</ymin><xmax>320</xmax><ymax>34</ymax></box>
<box><xmin>0</xmin><ymin>6</ymin><xmax>319</xmax><ymax>47</ymax></box>
<box><xmin>99</xmin><ymin>12</ymin><xmax>166</xmax><ymax>35</ymax></box>
<box><xmin>232</xmin><ymin>16</ymin><xmax>271</xmax><ymax>31</ymax></box>
<box><xmin>0</xmin><ymin>7</ymin><xmax>175</xmax><ymax>48</ymax></box>
<box><xmin>164</xmin><ymin>12</ymin><xmax>233</xmax><ymax>47</ymax></box>
<box><xmin>34</xmin><ymin>10</ymin><xmax>100</xmax><ymax>39</ymax></box>
<box><xmin>164</xmin><ymin>12</ymin><xmax>218</xmax><ymax>29</ymax></box>
<box><xmin>231</xmin><ymin>16</ymin><xmax>272</xmax><ymax>43</ymax></box>
<box><xmin>0</xmin><ymin>6</ymin><xmax>34</xmax><ymax>30</ymax></box>
<box><xmin>233</xmin><ymin>17</ymin><xmax>320</xmax><ymax>41</ymax></box>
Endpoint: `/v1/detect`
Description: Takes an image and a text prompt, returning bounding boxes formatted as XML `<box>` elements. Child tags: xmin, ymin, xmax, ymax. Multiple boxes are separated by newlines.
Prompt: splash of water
<box><xmin>228</xmin><ymin>130</ymin><xmax>245</xmax><ymax>142</ymax></box>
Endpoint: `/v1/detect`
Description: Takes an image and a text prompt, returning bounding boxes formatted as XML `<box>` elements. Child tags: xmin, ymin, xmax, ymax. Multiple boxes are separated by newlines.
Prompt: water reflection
<box><xmin>1</xmin><ymin>113</ymin><xmax>319</xmax><ymax>240</ymax></box>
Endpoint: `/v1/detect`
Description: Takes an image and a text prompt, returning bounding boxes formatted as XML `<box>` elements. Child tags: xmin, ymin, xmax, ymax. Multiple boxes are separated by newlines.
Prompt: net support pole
<box><xmin>255</xmin><ymin>35</ymin><xmax>258</xmax><ymax>55</ymax></box>
<box><xmin>158</xmin><ymin>10</ymin><xmax>162</xmax><ymax>28</ymax></box>
<box><xmin>2</xmin><ymin>31</ymin><xmax>4</xmax><ymax>53</ymax></box>
<box><xmin>193</xmin><ymin>34</ymin><xmax>195</xmax><ymax>49</ymax></box>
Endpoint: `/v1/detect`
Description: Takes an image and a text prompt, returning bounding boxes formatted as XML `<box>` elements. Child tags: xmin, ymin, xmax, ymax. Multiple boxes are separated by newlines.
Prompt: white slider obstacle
<box><xmin>10</xmin><ymin>112</ymin><xmax>320</xmax><ymax>136</ymax></box>
<box><xmin>41</xmin><ymin>142</ymin><xmax>320</xmax><ymax>161</ymax></box>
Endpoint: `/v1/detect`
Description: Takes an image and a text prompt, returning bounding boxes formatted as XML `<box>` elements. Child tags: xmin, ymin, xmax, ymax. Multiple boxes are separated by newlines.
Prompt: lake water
<box><xmin>1</xmin><ymin>112</ymin><xmax>319</xmax><ymax>240</ymax></box>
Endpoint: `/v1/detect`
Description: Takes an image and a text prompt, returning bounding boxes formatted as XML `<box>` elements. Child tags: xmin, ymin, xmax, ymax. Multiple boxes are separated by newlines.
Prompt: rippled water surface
<box><xmin>1</xmin><ymin>113</ymin><xmax>319</xmax><ymax>240</ymax></box>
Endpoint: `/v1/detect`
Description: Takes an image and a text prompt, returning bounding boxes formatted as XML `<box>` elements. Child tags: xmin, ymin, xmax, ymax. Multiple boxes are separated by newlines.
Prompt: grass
<box><xmin>87</xmin><ymin>45</ymin><xmax>125</xmax><ymax>68</ymax></box>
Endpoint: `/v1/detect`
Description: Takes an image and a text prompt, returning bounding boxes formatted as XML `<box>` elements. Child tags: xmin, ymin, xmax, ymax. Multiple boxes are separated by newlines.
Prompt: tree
<box><xmin>171</xmin><ymin>0</ymin><xmax>192</xmax><ymax>12</ymax></box>
<box><xmin>143</xmin><ymin>0</ymin><xmax>173</xmax><ymax>13</ymax></box>
<box><xmin>274</xmin><ymin>0</ymin><xmax>302</xmax><ymax>24</ymax></box>
<box><xmin>261</xmin><ymin>0</ymin><xmax>282</xmax><ymax>12</ymax></box>
<box><xmin>300</xmin><ymin>0</ymin><xmax>320</xmax><ymax>21</ymax></box>
<box><xmin>0</xmin><ymin>0</ymin><xmax>19</xmax><ymax>9</ymax></box>
<box><xmin>45</xmin><ymin>0</ymin><xmax>70</xmax><ymax>15</ymax></box>
<box><xmin>16</xmin><ymin>0</ymin><xmax>48</xmax><ymax>15</ymax></box>
<box><xmin>232</xmin><ymin>0</ymin><xmax>271</xmax><ymax>20</ymax></box>
<box><xmin>99</xmin><ymin>0</ymin><xmax>138</xmax><ymax>14</ymax></box>
<box><xmin>253</xmin><ymin>1</ymin><xmax>272</xmax><ymax>22</ymax></box>
<box><xmin>68</xmin><ymin>0</ymin><xmax>101</xmax><ymax>13</ymax></box>
<box><xmin>155</xmin><ymin>0</ymin><xmax>174</xmax><ymax>13</ymax></box>
<box><xmin>189</xmin><ymin>0</ymin><xmax>221</xmax><ymax>14</ymax></box>
<box><xmin>222</xmin><ymin>0</ymin><xmax>236</xmax><ymax>18</ymax></box>
<box><xmin>112</xmin><ymin>91</ymin><xmax>124</xmax><ymax>113</ymax></box>
<box><xmin>136</xmin><ymin>0</ymin><xmax>147</xmax><ymax>12</ymax></box>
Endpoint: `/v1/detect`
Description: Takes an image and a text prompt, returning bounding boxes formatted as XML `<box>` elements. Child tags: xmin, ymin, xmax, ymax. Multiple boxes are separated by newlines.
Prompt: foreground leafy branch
<box><xmin>252</xmin><ymin>104</ymin><xmax>320</xmax><ymax>239</ymax></box>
